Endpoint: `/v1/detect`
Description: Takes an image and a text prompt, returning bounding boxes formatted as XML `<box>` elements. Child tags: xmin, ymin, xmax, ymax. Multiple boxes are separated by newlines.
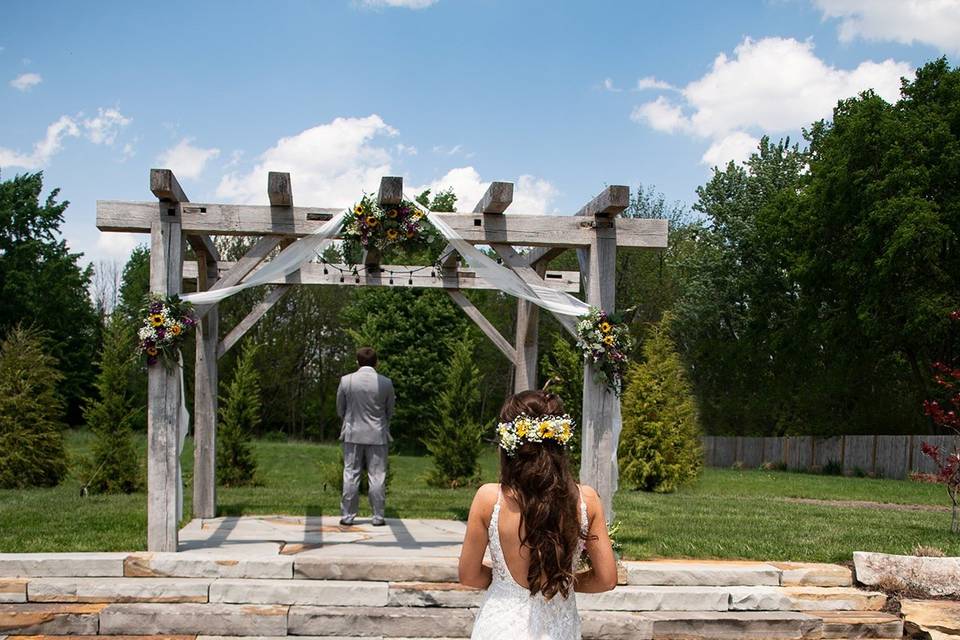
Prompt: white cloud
<box><xmin>635</xmin><ymin>76</ymin><xmax>675</xmax><ymax>91</ymax></box>
<box><xmin>10</xmin><ymin>72</ymin><xmax>41</xmax><ymax>91</ymax></box>
<box><xmin>701</xmin><ymin>132</ymin><xmax>761</xmax><ymax>168</ymax></box>
<box><xmin>601</xmin><ymin>78</ymin><xmax>622</xmax><ymax>92</ymax></box>
<box><xmin>157</xmin><ymin>138</ymin><xmax>221</xmax><ymax>180</ymax></box>
<box><xmin>96</xmin><ymin>231</ymin><xmax>142</xmax><ymax>260</ymax></box>
<box><xmin>216</xmin><ymin>115</ymin><xmax>396</xmax><ymax>206</ymax></box>
<box><xmin>432</xmin><ymin>144</ymin><xmax>465</xmax><ymax>156</ymax></box>
<box><xmin>357</xmin><ymin>0</ymin><xmax>438</xmax><ymax>8</ymax></box>
<box><xmin>631</xmin><ymin>36</ymin><xmax>912</xmax><ymax>166</ymax></box>
<box><xmin>814</xmin><ymin>0</ymin><xmax>960</xmax><ymax>54</ymax></box>
<box><xmin>395</xmin><ymin>143</ymin><xmax>418</xmax><ymax>156</ymax></box>
<box><xmin>82</xmin><ymin>108</ymin><xmax>132</xmax><ymax>145</ymax></box>
<box><xmin>0</xmin><ymin>115</ymin><xmax>79</xmax><ymax>169</ymax></box>
<box><xmin>411</xmin><ymin>166</ymin><xmax>558</xmax><ymax>214</ymax></box>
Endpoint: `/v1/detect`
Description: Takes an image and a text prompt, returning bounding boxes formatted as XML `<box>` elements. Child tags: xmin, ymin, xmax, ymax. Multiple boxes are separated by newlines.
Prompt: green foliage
<box><xmin>217</xmin><ymin>341</ymin><xmax>260</xmax><ymax>487</ymax></box>
<box><xmin>424</xmin><ymin>332</ymin><xmax>484</xmax><ymax>488</ymax></box>
<box><xmin>0</xmin><ymin>172</ymin><xmax>98</xmax><ymax>424</ymax></box>
<box><xmin>620</xmin><ymin>319</ymin><xmax>702</xmax><ymax>493</ymax></box>
<box><xmin>117</xmin><ymin>245</ymin><xmax>150</xmax><ymax>323</ymax></box>
<box><xmin>342</xmin><ymin>287</ymin><xmax>468</xmax><ymax>449</ymax></box>
<box><xmin>541</xmin><ymin>335</ymin><xmax>583</xmax><ymax>470</ymax></box>
<box><xmin>0</xmin><ymin>326</ymin><xmax>68</xmax><ymax>488</ymax></box>
<box><xmin>82</xmin><ymin>314</ymin><xmax>143</xmax><ymax>493</ymax></box>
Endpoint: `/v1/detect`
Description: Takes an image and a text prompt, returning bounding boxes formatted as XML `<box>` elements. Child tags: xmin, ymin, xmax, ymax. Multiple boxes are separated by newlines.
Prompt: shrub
<box><xmin>423</xmin><ymin>331</ymin><xmax>484</xmax><ymax>488</ymax></box>
<box><xmin>0</xmin><ymin>326</ymin><xmax>68</xmax><ymax>488</ymax></box>
<box><xmin>217</xmin><ymin>341</ymin><xmax>260</xmax><ymax>487</ymax></box>
<box><xmin>821</xmin><ymin>460</ymin><xmax>844</xmax><ymax>476</ymax></box>
<box><xmin>619</xmin><ymin>318</ymin><xmax>702</xmax><ymax>493</ymax></box>
<box><xmin>82</xmin><ymin>313</ymin><xmax>143</xmax><ymax>493</ymax></box>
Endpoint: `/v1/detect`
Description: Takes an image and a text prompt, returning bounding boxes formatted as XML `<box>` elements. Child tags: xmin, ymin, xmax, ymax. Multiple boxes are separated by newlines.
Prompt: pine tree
<box><xmin>217</xmin><ymin>340</ymin><xmax>260</xmax><ymax>487</ymax></box>
<box><xmin>0</xmin><ymin>326</ymin><xmax>68</xmax><ymax>488</ymax></box>
<box><xmin>619</xmin><ymin>317</ymin><xmax>703</xmax><ymax>492</ymax></box>
<box><xmin>541</xmin><ymin>336</ymin><xmax>583</xmax><ymax>470</ymax></box>
<box><xmin>82</xmin><ymin>313</ymin><xmax>143</xmax><ymax>493</ymax></box>
<box><xmin>424</xmin><ymin>331</ymin><xmax>484</xmax><ymax>488</ymax></box>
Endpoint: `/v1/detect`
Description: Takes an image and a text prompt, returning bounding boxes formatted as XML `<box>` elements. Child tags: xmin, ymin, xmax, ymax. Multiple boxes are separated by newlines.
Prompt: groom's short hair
<box><xmin>357</xmin><ymin>347</ymin><xmax>378</xmax><ymax>368</ymax></box>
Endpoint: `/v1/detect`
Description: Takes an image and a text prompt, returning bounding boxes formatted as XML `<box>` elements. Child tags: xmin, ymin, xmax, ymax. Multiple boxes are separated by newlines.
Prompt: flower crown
<box><xmin>497</xmin><ymin>413</ymin><xmax>575</xmax><ymax>456</ymax></box>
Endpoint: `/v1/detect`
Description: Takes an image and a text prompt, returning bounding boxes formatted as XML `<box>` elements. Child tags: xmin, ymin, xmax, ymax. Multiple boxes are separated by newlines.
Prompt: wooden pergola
<box><xmin>97</xmin><ymin>169</ymin><xmax>668</xmax><ymax>552</ymax></box>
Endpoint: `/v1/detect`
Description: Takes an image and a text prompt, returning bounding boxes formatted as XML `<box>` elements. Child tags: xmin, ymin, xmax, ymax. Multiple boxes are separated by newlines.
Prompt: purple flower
<box><xmin>147</xmin><ymin>356</ymin><xmax>158</xmax><ymax>366</ymax></box>
<box><xmin>156</xmin><ymin>327</ymin><xmax>166</xmax><ymax>339</ymax></box>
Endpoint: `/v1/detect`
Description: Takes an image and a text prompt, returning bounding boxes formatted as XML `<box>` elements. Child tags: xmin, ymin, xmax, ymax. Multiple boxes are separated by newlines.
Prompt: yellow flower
<box><xmin>387</xmin><ymin>209</ymin><xmax>398</xmax><ymax>218</ymax></box>
<box><xmin>603</xmin><ymin>335</ymin><xmax>615</xmax><ymax>346</ymax></box>
<box><xmin>600</xmin><ymin>321</ymin><xmax>612</xmax><ymax>333</ymax></box>
<box><xmin>386</xmin><ymin>229</ymin><xmax>399</xmax><ymax>240</ymax></box>
<box><xmin>538</xmin><ymin>421</ymin><xmax>555</xmax><ymax>438</ymax></box>
<box><xmin>365</xmin><ymin>216</ymin><xmax>379</xmax><ymax>227</ymax></box>
<box><xmin>170</xmin><ymin>324</ymin><xmax>182</xmax><ymax>336</ymax></box>
<box><xmin>406</xmin><ymin>229</ymin><xmax>416</xmax><ymax>239</ymax></box>
<box><xmin>146</xmin><ymin>347</ymin><xmax>159</xmax><ymax>356</ymax></box>
<box><xmin>149</xmin><ymin>314</ymin><xmax>164</xmax><ymax>327</ymax></box>
<box><xmin>516</xmin><ymin>419</ymin><xmax>530</xmax><ymax>438</ymax></box>
<box><xmin>354</xmin><ymin>204</ymin><xmax>364</xmax><ymax>215</ymax></box>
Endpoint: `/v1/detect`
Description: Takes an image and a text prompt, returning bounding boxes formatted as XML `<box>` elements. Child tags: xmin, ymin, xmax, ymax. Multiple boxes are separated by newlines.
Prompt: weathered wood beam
<box><xmin>576</xmin><ymin>185</ymin><xmax>630</xmax><ymax>218</ymax></box>
<box><xmin>438</xmin><ymin>244</ymin><xmax>459</xmax><ymax>270</ymax></box>
<box><xmin>447</xmin><ymin>290</ymin><xmax>516</xmax><ymax>363</ymax></box>
<box><xmin>193</xmin><ymin>236</ymin><xmax>282</xmax><ymax>320</ymax></box>
<box><xmin>97</xmin><ymin>200</ymin><xmax>667</xmax><ymax>248</ymax></box>
<box><xmin>377</xmin><ymin>175</ymin><xmax>403</xmax><ymax>206</ymax></box>
<box><xmin>522</xmin><ymin>246</ymin><xmax>567</xmax><ymax>268</ymax></box>
<box><xmin>268</xmin><ymin>171</ymin><xmax>293</xmax><ymax>207</ymax></box>
<box><xmin>472</xmin><ymin>181</ymin><xmax>514</xmax><ymax>214</ymax></box>
<box><xmin>184</xmin><ymin>261</ymin><xmax>582</xmax><ymax>293</ymax></box>
<box><xmin>217</xmin><ymin>285</ymin><xmax>292</xmax><ymax>359</ymax></box>
<box><xmin>150</xmin><ymin>168</ymin><xmax>188</xmax><ymax>203</ymax></box>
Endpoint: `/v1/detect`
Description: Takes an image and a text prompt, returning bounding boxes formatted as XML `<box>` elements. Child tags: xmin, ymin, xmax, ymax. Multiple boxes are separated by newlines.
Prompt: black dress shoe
<box><xmin>339</xmin><ymin>517</ymin><xmax>355</xmax><ymax>526</ymax></box>
<box><xmin>371</xmin><ymin>517</ymin><xmax>386</xmax><ymax>526</ymax></box>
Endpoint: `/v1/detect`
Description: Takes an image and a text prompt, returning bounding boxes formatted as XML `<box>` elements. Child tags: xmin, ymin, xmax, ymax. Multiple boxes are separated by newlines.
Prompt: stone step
<box><xmin>816</xmin><ymin>611</ymin><xmax>904</xmax><ymax>639</ymax></box>
<box><xmin>623</xmin><ymin>560</ymin><xmax>782</xmax><ymax>586</ymax></box>
<box><xmin>0</xmin><ymin>603</ymin><xmax>103</xmax><ymax>635</ymax></box>
<box><xmin>27</xmin><ymin>577</ymin><xmax>211</xmax><ymax>603</ymax></box>
<box><xmin>0</xmin><ymin>554</ymin><xmax>126</xmax><ymax>578</ymax></box>
<box><xmin>0</xmin><ymin>579</ymin><xmax>26</xmax><ymax>604</ymax></box>
<box><xmin>99</xmin><ymin>603</ymin><xmax>288</xmax><ymax>636</ymax></box>
<box><xmin>294</xmin><ymin>557</ymin><xmax>460</xmax><ymax>583</ymax></box>
<box><xmin>210</xmin><ymin>579</ymin><xmax>387</xmax><ymax>606</ymax></box>
<box><xmin>124</xmin><ymin>553</ymin><xmax>293</xmax><ymax>579</ymax></box>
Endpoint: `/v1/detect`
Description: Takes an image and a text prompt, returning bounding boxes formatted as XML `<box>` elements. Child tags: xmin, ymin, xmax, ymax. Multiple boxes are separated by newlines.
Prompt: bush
<box><xmin>619</xmin><ymin>318</ymin><xmax>703</xmax><ymax>493</ymax></box>
<box><xmin>423</xmin><ymin>331</ymin><xmax>484</xmax><ymax>488</ymax></box>
<box><xmin>217</xmin><ymin>341</ymin><xmax>260</xmax><ymax>487</ymax></box>
<box><xmin>82</xmin><ymin>313</ymin><xmax>143</xmax><ymax>493</ymax></box>
<box><xmin>0</xmin><ymin>326</ymin><xmax>68</xmax><ymax>488</ymax></box>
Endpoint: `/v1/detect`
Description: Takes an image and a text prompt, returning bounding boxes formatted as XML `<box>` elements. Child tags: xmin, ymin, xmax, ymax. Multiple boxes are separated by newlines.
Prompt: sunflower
<box><xmin>386</xmin><ymin>229</ymin><xmax>399</xmax><ymax>240</ymax></box>
<box><xmin>600</xmin><ymin>321</ymin><xmax>612</xmax><ymax>333</ymax></box>
<box><xmin>406</xmin><ymin>229</ymin><xmax>416</xmax><ymax>239</ymax></box>
<box><xmin>603</xmin><ymin>335</ymin><xmax>616</xmax><ymax>346</ymax></box>
<box><xmin>515</xmin><ymin>419</ymin><xmax>530</xmax><ymax>438</ymax></box>
<box><xmin>365</xmin><ymin>216</ymin><xmax>379</xmax><ymax>227</ymax></box>
<box><xmin>146</xmin><ymin>347</ymin><xmax>159</xmax><ymax>356</ymax></box>
<box><xmin>354</xmin><ymin>204</ymin><xmax>364</xmax><ymax>215</ymax></box>
<box><xmin>387</xmin><ymin>208</ymin><xmax>398</xmax><ymax>218</ymax></box>
<box><xmin>170</xmin><ymin>324</ymin><xmax>182</xmax><ymax>336</ymax></box>
<box><xmin>149</xmin><ymin>314</ymin><xmax>164</xmax><ymax>327</ymax></box>
<box><xmin>538</xmin><ymin>421</ymin><xmax>555</xmax><ymax>438</ymax></box>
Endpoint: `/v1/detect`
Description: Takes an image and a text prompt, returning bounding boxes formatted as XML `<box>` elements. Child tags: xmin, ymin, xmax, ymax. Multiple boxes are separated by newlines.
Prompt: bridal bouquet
<box><xmin>136</xmin><ymin>294</ymin><xmax>196</xmax><ymax>367</ymax></box>
<box><xmin>341</xmin><ymin>194</ymin><xmax>438</xmax><ymax>262</ymax></box>
<box><xmin>576</xmin><ymin>307</ymin><xmax>633</xmax><ymax>395</ymax></box>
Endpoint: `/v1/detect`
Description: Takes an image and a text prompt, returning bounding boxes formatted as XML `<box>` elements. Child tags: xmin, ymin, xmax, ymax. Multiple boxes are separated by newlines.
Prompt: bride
<box><xmin>459</xmin><ymin>390</ymin><xmax>618</xmax><ymax>640</ymax></box>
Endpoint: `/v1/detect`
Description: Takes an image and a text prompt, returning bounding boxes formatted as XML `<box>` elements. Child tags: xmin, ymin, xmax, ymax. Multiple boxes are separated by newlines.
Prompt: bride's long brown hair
<box><xmin>498</xmin><ymin>390</ymin><xmax>589</xmax><ymax>600</ymax></box>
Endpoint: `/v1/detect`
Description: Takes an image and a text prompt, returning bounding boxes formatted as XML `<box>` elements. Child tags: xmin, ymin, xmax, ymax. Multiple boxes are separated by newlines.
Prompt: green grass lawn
<box><xmin>1</xmin><ymin>429</ymin><xmax>958</xmax><ymax>562</ymax></box>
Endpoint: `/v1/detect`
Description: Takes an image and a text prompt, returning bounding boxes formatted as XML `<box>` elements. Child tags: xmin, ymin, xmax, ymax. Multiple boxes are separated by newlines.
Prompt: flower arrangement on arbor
<box><xmin>341</xmin><ymin>194</ymin><xmax>437</xmax><ymax>262</ymax></box>
<box><xmin>576</xmin><ymin>307</ymin><xmax>633</xmax><ymax>395</ymax></box>
<box><xmin>136</xmin><ymin>295</ymin><xmax>196</xmax><ymax>367</ymax></box>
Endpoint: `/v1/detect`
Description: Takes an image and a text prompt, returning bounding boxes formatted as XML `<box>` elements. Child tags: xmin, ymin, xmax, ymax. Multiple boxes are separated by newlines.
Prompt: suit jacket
<box><xmin>336</xmin><ymin>366</ymin><xmax>395</xmax><ymax>445</ymax></box>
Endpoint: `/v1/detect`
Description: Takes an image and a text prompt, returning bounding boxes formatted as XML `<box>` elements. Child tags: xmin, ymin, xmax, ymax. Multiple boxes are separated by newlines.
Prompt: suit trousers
<box><xmin>341</xmin><ymin>442</ymin><xmax>388</xmax><ymax>520</ymax></box>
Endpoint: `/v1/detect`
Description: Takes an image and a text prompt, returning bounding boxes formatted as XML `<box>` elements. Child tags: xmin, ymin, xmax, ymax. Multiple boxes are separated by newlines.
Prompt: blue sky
<box><xmin>1</xmin><ymin>0</ymin><xmax>958</xmax><ymax>265</ymax></box>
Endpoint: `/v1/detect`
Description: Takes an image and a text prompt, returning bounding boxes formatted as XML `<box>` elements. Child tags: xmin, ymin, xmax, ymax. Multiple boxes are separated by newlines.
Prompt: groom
<box><xmin>336</xmin><ymin>347</ymin><xmax>395</xmax><ymax>527</ymax></box>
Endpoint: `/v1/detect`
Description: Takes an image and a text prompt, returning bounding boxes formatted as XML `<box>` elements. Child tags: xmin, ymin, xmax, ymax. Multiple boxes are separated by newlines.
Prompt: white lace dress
<box><xmin>470</xmin><ymin>487</ymin><xmax>588</xmax><ymax>640</ymax></box>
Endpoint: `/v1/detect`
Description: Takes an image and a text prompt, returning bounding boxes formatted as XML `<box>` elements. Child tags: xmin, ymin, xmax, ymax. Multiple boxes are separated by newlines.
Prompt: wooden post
<box><xmin>577</xmin><ymin>186</ymin><xmax>629</xmax><ymax>520</ymax></box>
<box><xmin>363</xmin><ymin>176</ymin><xmax>402</xmax><ymax>272</ymax></box>
<box><xmin>147</xmin><ymin>169</ymin><xmax>186</xmax><ymax>551</ymax></box>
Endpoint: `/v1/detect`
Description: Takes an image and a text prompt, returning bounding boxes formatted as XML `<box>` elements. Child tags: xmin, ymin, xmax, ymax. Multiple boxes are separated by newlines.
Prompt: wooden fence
<box><xmin>701</xmin><ymin>434</ymin><xmax>960</xmax><ymax>479</ymax></box>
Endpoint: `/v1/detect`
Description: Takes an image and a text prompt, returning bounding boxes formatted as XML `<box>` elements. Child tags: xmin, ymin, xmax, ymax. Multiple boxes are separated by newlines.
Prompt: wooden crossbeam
<box><xmin>268</xmin><ymin>172</ymin><xmax>293</xmax><ymax>207</ymax></box>
<box><xmin>183</xmin><ymin>261</ymin><xmax>581</xmax><ymax>293</ymax></box>
<box><xmin>97</xmin><ymin>200</ymin><xmax>667</xmax><ymax>248</ymax></box>
<box><xmin>150</xmin><ymin>168</ymin><xmax>188</xmax><ymax>203</ymax></box>
<box><xmin>522</xmin><ymin>246</ymin><xmax>566</xmax><ymax>268</ymax></box>
<box><xmin>472</xmin><ymin>181</ymin><xmax>513</xmax><ymax>214</ymax></box>
<box><xmin>217</xmin><ymin>285</ymin><xmax>292</xmax><ymax>359</ymax></box>
<box><xmin>576</xmin><ymin>185</ymin><xmax>630</xmax><ymax>218</ymax></box>
<box><xmin>446</xmin><ymin>290</ymin><xmax>516</xmax><ymax>362</ymax></box>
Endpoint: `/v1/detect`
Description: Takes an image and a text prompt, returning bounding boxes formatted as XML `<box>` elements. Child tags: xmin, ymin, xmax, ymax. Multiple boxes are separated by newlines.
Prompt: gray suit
<box><xmin>336</xmin><ymin>366</ymin><xmax>395</xmax><ymax>521</ymax></box>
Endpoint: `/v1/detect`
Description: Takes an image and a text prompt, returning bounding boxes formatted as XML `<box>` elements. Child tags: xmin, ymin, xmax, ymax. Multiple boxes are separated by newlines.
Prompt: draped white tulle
<box><xmin>470</xmin><ymin>488</ymin><xmax>588</xmax><ymax>640</ymax></box>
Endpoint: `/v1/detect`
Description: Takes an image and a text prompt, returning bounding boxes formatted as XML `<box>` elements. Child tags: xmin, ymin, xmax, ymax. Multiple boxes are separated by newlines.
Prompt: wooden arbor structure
<box><xmin>97</xmin><ymin>169</ymin><xmax>668</xmax><ymax>552</ymax></box>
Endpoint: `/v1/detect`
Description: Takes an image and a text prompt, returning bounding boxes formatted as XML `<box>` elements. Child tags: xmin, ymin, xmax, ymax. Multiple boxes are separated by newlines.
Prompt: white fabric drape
<box><xmin>176</xmin><ymin>353</ymin><xmax>189</xmax><ymax>522</ymax></box>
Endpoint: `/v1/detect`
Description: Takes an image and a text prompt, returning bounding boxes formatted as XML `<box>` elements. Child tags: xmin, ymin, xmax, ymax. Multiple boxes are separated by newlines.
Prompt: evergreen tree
<box><xmin>114</xmin><ymin>245</ymin><xmax>150</xmax><ymax>431</ymax></box>
<box><xmin>0</xmin><ymin>326</ymin><xmax>68</xmax><ymax>488</ymax></box>
<box><xmin>424</xmin><ymin>331</ymin><xmax>484</xmax><ymax>488</ymax></box>
<box><xmin>0</xmin><ymin>172</ymin><xmax>98</xmax><ymax>424</ymax></box>
<box><xmin>619</xmin><ymin>317</ymin><xmax>702</xmax><ymax>492</ymax></box>
<box><xmin>217</xmin><ymin>340</ymin><xmax>260</xmax><ymax>486</ymax></box>
<box><xmin>82</xmin><ymin>313</ymin><xmax>143</xmax><ymax>493</ymax></box>
<box><xmin>541</xmin><ymin>335</ymin><xmax>583</xmax><ymax>470</ymax></box>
